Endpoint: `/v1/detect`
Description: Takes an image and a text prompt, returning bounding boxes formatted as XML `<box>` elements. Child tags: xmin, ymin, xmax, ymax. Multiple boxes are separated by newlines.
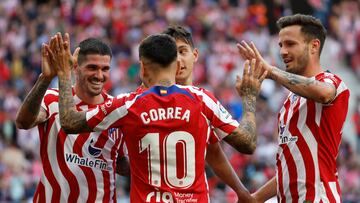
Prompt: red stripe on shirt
<box><xmin>73</xmin><ymin>133</ymin><xmax>98</xmax><ymax>203</ymax></box>
<box><xmin>276</xmin><ymin>154</ymin><xmax>286</xmax><ymax>203</ymax></box>
<box><xmin>290</xmin><ymin>99</ymin><xmax>315</xmax><ymax>201</ymax></box>
<box><xmin>110</xmin><ymin>131</ymin><xmax>122</xmax><ymax>203</ymax></box>
<box><xmin>38</xmin><ymin>116</ymin><xmax>61</xmax><ymax>203</ymax></box>
<box><xmin>57</xmin><ymin>130</ymin><xmax>80</xmax><ymax>202</ymax></box>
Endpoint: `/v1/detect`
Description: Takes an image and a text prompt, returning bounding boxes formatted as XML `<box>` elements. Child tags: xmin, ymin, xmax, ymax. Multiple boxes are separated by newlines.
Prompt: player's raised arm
<box><xmin>223</xmin><ymin>59</ymin><xmax>267</xmax><ymax>153</ymax></box>
<box><xmin>50</xmin><ymin>32</ymin><xmax>91</xmax><ymax>134</ymax></box>
<box><xmin>15</xmin><ymin>37</ymin><xmax>58</xmax><ymax>129</ymax></box>
<box><xmin>238</xmin><ymin>41</ymin><xmax>336</xmax><ymax>104</ymax></box>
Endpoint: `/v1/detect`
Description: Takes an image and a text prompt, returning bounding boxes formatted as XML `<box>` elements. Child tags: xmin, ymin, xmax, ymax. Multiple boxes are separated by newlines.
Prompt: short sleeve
<box><xmin>192</xmin><ymin>87</ymin><xmax>239</xmax><ymax>139</ymax></box>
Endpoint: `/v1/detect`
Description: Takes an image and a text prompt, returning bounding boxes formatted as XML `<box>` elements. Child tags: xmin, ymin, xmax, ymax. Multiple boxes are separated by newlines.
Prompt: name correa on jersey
<box><xmin>85</xmin><ymin>85</ymin><xmax>240</xmax><ymax>202</ymax></box>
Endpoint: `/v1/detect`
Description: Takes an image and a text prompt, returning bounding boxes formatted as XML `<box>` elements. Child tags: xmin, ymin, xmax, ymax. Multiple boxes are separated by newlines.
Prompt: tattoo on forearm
<box><xmin>274</xmin><ymin>68</ymin><xmax>319</xmax><ymax>86</ymax></box>
<box><xmin>239</xmin><ymin>118</ymin><xmax>256</xmax><ymax>144</ymax></box>
<box><xmin>227</xmin><ymin>117</ymin><xmax>256</xmax><ymax>151</ymax></box>
<box><xmin>23</xmin><ymin>79</ymin><xmax>50</xmax><ymax>116</ymax></box>
<box><xmin>58</xmin><ymin>76</ymin><xmax>90</xmax><ymax>132</ymax></box>
<box><xmin>243</xmin><ymin>96</ymin><xmax>256</xmax><ymax>113</ymax></box>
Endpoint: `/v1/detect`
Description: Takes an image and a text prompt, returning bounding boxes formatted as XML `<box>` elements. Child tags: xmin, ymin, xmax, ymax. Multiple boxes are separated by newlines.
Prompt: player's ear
<box><xmin>310</xmin><ymin>39</ymin><xmax>320</xmax><ymax>55</ymax></box>
<box><xmin>176</xmin><ymin>60</ymin><xmax>181</xmax><ymax>75</ymax></box>
<box><xmin>193</xmin><ymin>48</ymin><xmax>199</xmax><ymax>62</ymax></box>
<box><xmin>139</xmin><ymin>61</ymin><xmax>145</xmax><ymax>80</ymax></box>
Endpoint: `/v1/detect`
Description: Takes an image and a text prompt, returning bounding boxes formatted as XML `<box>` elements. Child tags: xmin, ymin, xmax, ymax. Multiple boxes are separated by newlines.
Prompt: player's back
<box><xmin>120</xmin><ymin>85</ymin><xmax>215</xmax><ymax>203</ymax></box>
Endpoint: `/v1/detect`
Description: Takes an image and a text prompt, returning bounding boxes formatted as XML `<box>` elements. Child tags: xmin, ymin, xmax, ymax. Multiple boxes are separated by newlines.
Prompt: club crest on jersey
<box><xmin>108</xmin><ymin>128</ymin><xmax>119</xmax><ymax>141</ymax></box>
<box><xmin>88</xmin><ymin>139</ymin><xmax>102</xmax><ymax>157</ymax></box>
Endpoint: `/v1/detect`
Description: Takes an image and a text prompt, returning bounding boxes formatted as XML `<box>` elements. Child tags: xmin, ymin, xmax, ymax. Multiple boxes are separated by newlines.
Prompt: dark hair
<box><xmin>162</xmin><ymin>25</ymin><xmax>194</xmax><ymax>48</ymax></box>
<box><xmin>277</xmin><ymin>14</ymin><xmax>327</xmax><ymax>54</ymax></box>
<box><xmin>77</xmin><ymin>38</ymin><xmax>112</xmax><ymax>65</ymax></box>
<box><xmin>139</xmin><ymin>34</ymin><xmax>177</xmax><ymax>67</ymax></box>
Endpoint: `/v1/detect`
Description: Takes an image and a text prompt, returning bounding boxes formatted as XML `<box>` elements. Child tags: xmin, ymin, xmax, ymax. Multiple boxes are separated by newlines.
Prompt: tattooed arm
<box><xmin>58</xmin><ymin>70</ymin><xmax>91</xmax><ymax>134</ymax></box>
<box><xmin>51</xmin><ymin>32</ymin><xmax>91</xmax><ymax>134</ymax></box>
<box><xmin>223</xmin><ymin>93</ymin><xmax>257</xmax><ymax>153</ymax></box>
<box><xmin>15</xmin><ymin>42</ymin><xmax>57</xmax><ymax>129</ymax></box>
<box><xmin>238</xmin><ymin>41</ymin><xmax>336</xmax><ymax>104</ymax></box>
<box><xmin>223</xmin><ymin>59</ymin><xmax>267</xmax><ymax>153</ymax></box>
<box><xmin>15</xmin><ymin>74</ymin><xmax>51</xmax><ymax>129</ymax></box>
<box><xmin>267</xmin><ymin>67</ymin><xmax>336</xmax><ymax>104</ymax></box>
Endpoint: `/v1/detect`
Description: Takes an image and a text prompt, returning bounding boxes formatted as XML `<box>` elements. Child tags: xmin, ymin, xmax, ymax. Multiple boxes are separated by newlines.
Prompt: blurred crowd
<box><xmin>0</xmin><ymin>0</ymin><xmax>359</xmax><ymax>202</ymax></box>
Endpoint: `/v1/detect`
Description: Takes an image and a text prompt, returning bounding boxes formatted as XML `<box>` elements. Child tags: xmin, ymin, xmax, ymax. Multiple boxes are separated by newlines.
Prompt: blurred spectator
<box><xmin>353</xmin><ymin>95</ymin><xmax>360</xmax><ymax>154</ymax></box>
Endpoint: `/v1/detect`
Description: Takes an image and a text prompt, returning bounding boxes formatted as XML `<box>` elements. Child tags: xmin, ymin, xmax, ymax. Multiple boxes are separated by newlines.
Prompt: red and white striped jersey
<box><xmin>276</xmin><ymin>72</ymin><xmax>349</xmax><ymax>203</ymax></box>
<box><xmin>34</xmin><ymin>88</ymin><xmax>124</xmax><ymax>203</ymax></box>
<box><xmin>86</xmin><ymin>85</ymin><xmax>239</xmax><ymax>202</ymax></box>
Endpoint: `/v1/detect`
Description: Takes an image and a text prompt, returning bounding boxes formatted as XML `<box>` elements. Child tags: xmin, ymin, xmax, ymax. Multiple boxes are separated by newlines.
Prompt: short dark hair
<box><xmin>162</xmin><ymin>25</ymin><xmax>194</xmax><ymax>48</ymax></box>
<box><xmin>139</xmin><ymin>34</ymin><xmax>177</xmax><ymax>67</ymax></box>
<box><xmin>77</xmin><ymin>38</ymin><xmax>112</xmax><ymax>65</ymax></box>
<box><xmin>277</xmin><ymin>14</ymin><xmax>327</xmax><ymax>54</ymax></box>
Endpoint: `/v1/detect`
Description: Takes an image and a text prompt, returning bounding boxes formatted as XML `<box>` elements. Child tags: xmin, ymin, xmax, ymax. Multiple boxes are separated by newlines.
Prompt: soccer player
<box><xmin>15</xmin><ymin>36</ymin><xmax>127</xmax><ymax>202</ymax></box>
<box><xmin>162</xmin><ymin>25</ymin><xmax>256</xmax><ymax>202</ymax></box>
<box><xmin>51</xmin><ymin>33</ymin><xmax>266</xmax><ymax>202</ymax></box>
<box><xmin>238</xmin><ymin>14</ymin><xmax>350</xmax><ymax>202</ymax></box>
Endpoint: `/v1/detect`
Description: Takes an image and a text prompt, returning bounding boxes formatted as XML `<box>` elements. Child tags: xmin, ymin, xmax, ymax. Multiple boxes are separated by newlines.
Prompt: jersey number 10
<box><xmin>139</xmin><ymin>131</ymin><xmax>195</xmax><ymax>188</ymax></box>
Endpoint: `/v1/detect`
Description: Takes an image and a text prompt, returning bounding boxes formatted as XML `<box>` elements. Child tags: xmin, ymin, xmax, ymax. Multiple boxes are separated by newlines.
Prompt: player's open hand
<box><xmin>48</xmin><ymin>32</ymin><xmax>76</xmax><ymax>76</ymax></box>
<box><xmin>236</xmin><ymin>59</ymin><xmax>267</xmax><ymax>98</ymax></box>
<box><xmin>40</xmin><ymin>39</ymin><xmax>57</xmax><ymax>81</ymax></box>
<box><xmin>237</xmin><ymin>41</ymin><xmax>272</xmax><ymax>79</ymax></box>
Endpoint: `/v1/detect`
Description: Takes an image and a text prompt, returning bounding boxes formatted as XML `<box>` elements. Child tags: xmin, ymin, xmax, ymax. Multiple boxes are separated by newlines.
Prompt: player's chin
<box><xmin>89</xmin><ymin>87</ymin><xmax>103</xmax><ymax>96</ymax></box>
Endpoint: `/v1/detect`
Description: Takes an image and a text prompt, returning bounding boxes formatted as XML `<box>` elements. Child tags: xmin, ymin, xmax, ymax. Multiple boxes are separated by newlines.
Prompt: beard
<box><xmin>286</xmin><ymin>45</ymin><xmax>309</xmax><ymax>75</ymax></box>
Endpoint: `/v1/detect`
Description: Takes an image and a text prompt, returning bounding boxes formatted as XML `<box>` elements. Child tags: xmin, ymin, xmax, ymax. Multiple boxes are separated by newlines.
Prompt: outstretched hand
<box><xmin>237</xmin><ymin>41</ymin><xmax>272</xmax><ymax>79</ymax></box>
<box><xmin>40</xmin><ymin>40</ymin><xmax>57</xmax><ymax>82</ymax></box>
<box><xmin>236</xmin><ymin>59</ymin><xmax>267</xmax><ymax>98</ymax></box>
<box><xmin>48</xmin><ymin>32</ymin><xmax>80</xmax><ymax>76</ymax></box>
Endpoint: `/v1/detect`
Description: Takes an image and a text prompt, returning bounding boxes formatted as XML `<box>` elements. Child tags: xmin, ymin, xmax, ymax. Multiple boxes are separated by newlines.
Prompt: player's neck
<box><xmin>148</xmin><ymin>70</ymin><xmax>176</xmax><ymax>87</ymax></box>
<box><xmin>74</xmin><ymin>85</ymin><xmax>104</xmax><ymax>105</ymax></box>
<box><xmin>303</xmin><ymin>59</ymin><xmax>322</xmax><ymax>77</ymax></box>
<box><xmin>176</xmin><ymin>77</ymin><xmax>192</xmax><ymax>86</ymax></box>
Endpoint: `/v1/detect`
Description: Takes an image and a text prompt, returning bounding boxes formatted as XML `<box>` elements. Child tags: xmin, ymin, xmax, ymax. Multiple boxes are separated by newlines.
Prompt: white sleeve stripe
<box><xmin>93</xmin><ymin>94</ymin><xmax>140</xmax><ymax>131</ymax></box>
<box><xmin>86</xmin><ymin>106</ymin><xmax>100</xmax><ymax>121</ymax></box>
<box><xmin>94</xmin><ymin>105</ymin><xmax>127</xmax><ymax>131</ymax></box>
<box><xmin>116</xmin><ymin>93</ymin><xmax>130</xmax><ymax>99</ymax></box>
<box><xmin>335</xmin><ymin>81</ymin><xmax>348</xmax><ymax>97</ymax></box>
<box><xmin>186</xmin><ymin>87</ymin><xmax>225</xmax><ymax>120</ymax></box>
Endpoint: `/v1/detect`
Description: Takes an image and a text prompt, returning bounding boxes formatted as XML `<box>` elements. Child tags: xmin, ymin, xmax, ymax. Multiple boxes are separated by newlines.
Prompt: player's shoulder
<box><xmin>316</xmin><ymin>71</ymin><xmax>347</xmax><ymax>89</ymax></box>
<box><xmin>180</xmin><ymin>85</ymin><xmax>218</xmax><ymax>102</ymax></box>
<box><xmin>315</xmin><ymin>71</ymin><xmax>348</xmax><ymax>94</ymax></box>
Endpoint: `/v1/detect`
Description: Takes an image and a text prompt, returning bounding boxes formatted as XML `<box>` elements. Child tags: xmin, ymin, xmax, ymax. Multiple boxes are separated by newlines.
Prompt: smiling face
<box><xmin>175</xmin><ymin>39</ymin><xmax>198</xmax><ymax>85</ymax></box>
<box><xmin>75</xmin><ymin>54</ymin><xmax>111</xmax><ymax>96</ymax></box>
<box><xmin>278</xmin><ymin>25</ymin><xmax>310</xmax><ymax>75</ymax></box>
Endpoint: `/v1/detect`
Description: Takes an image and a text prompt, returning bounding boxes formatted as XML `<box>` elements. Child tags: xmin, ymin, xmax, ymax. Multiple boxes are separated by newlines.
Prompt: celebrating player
<box><xmin>238</xmin><ymin>14</ymin><xmax>350</xmax><ymax>203</ymax></box>
<box><xmin>162</xmin><ymin>25</ymin><xmax>257</xmax><ymax>202</ymax></box>
<box><xmin>51</xmin><ymin>33</ymin><xmax>266</xmax><ymax>202</ymax></box>
<box><xmin>15</xmin><ymin>36</ymin><xmax>127</xmax><ymax>202</ymax></box>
